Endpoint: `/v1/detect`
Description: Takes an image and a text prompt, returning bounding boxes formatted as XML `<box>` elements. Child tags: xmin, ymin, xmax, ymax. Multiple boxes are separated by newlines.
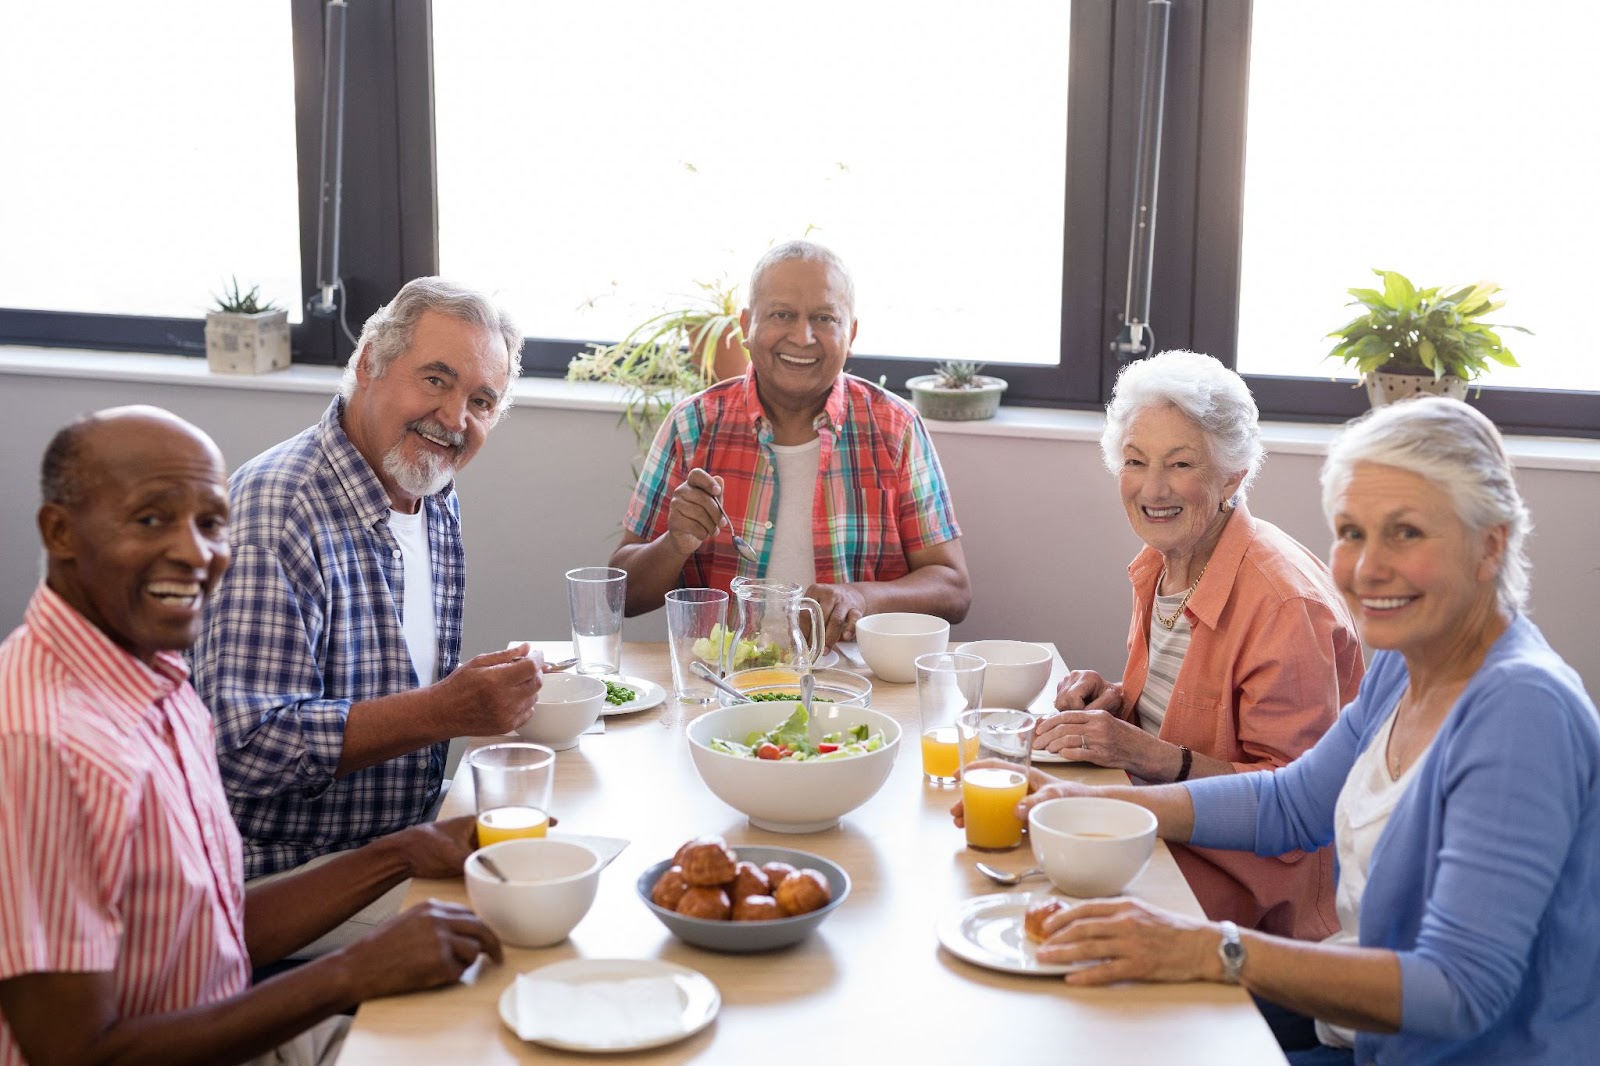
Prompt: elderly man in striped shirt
<box><xmin>612</xmin><ymin>240</ymin><xmax>972</xmax><ymax>644</ymax></box>
<box><xmin>0</xmin><ymin>407</ymin><xmax>502</xmax><ymax>1066</ymax></box>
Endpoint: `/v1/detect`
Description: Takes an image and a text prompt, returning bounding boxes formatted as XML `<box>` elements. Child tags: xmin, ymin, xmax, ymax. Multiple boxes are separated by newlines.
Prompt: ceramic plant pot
<box><xmin>905</xmin><ymin>375</ymin><xmax>1008</xmax><ymax>421</ymax></box>
<box><xmin>1363</xmin><ymin>370</ymin><xmax>1469</xmax><ymax>407</ymax></box>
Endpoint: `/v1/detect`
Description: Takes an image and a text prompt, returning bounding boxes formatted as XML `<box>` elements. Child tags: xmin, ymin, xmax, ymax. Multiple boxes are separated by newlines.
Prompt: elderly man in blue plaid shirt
<box><xmin>192</xmin><ymin>278</ymin><xmax>543</xmax><ymax>947</ymax></box>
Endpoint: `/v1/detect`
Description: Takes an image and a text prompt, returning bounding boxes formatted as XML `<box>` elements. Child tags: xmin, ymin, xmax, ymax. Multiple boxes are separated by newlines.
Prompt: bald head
<box><xmin>37</xmin><ymin>407</ymin><xmax>231</xmax><ymax>663</ymax></box>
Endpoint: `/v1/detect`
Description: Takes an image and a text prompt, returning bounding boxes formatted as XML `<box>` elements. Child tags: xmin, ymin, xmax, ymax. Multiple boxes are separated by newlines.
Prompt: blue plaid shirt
<box><xmin>191</xmin><ymin>398</ymin><xmax>463</xmax><ymax>879</ymax></box>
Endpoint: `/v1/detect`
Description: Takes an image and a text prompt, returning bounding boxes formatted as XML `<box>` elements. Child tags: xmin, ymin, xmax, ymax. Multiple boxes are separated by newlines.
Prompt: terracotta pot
<box><xmin>1363</xmin><ymin>370</ymin><xmax>1470</xmax><ymax>407</ymax></box>
<box><xmin>709</xmin><ymin>327</ymin><xmax>748</xmax><ymax>382</ymax></box>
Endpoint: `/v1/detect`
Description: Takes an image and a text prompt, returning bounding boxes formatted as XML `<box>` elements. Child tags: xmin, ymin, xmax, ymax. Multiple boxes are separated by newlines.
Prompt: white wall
<box><xmin>3</xmin><ymin>361</ymin><xmax>1598</xmax><ymax>701</ymax></box>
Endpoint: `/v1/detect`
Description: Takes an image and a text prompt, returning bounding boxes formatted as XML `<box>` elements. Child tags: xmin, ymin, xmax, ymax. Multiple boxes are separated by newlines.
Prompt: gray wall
<box><xmin>3</xmin><ymin>366</ymin><xmax>1597</xmax><ymax>701</ymax></box>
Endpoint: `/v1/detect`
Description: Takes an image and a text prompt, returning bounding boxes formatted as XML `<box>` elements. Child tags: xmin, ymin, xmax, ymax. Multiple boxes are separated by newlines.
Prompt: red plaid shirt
<box><xmin>624</xmin><ymin>370</ymin><xmax>961</xmax><ymax>594</ymax></box>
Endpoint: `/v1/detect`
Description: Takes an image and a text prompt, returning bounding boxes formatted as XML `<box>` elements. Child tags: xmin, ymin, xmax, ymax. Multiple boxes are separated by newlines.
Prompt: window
<box><xmin>0</xmin><ymin>3</ymin><xmax>301</xmax><ymax>333</ymax></box>
<box><xmin>433</xmin><ymin>1</ymin><xmax>1074</xmax><ymax>376</ymax></box>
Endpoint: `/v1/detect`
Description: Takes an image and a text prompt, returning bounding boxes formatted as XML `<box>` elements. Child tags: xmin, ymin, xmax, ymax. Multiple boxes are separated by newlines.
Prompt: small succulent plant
<box><xmin>933</xmin><ymin>360</ymin><xmax>987</xmax><ymax>389</ymax></box>
<box><xmin>211</xmin><ymin>276</ymin><xmax>281</xmax><ymax>315</ymax></box>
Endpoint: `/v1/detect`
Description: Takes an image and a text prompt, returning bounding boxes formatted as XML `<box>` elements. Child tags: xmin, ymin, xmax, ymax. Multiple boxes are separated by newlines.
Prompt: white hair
<box><xmin>1320</xmin><ymin>396</ymin><xmax>1532</xmax><ymax>612</ymax></box>
<box><xmin>339</xmin><ymin>277</ymin><xmax>523</xmax><ymax>422</ymax></box>
<box><xmin>1100</xmin><ymin>350</ymin><xmax>1266</xmax><ymax>504</ymax></box>
<box><xmin>748</xmin><ymin>240</ymin><xmax>856</xmax><ymax>320</ymax></box>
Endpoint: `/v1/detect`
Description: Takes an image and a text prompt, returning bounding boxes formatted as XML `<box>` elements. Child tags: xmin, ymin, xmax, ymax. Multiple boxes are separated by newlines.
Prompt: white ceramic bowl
<box><xmin>955</xmin><ymin>639</ymin><xmax>1053</xmax><ymax>710</ymax></box>
<box><xmin>516</xmin><ymin>672</ymin><xmax>606</xmax><ymax>750</ymax></box>
<box><xmin>685</xmin><ymin>701</ymin><xmax>901</xmax><ymax>833</ymax></box>
<box><xmin>853</xmin><ymin>613</ymin><xmax>950</xmax><ymax>684</ymax></box>
<box><xmin>464</xmin><ymin>838</ymin><xmax>604</xmax><ymax>947</ymax></box>
<box><xmin>1028</xmin><ymin>796</ymin><xmax>1157</xmax><ymax>897</ymax></box>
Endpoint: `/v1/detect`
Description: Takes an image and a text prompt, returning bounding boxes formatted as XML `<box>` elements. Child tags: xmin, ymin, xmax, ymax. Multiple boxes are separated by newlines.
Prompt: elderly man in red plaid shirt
<box><xmin>612</xmin><ymin>240</ymin><xmax>971</xmax><ymax>645</ymax></box>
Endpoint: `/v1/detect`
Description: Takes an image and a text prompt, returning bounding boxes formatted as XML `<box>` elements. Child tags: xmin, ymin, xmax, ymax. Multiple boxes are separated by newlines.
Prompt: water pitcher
<box><xmin>724</xmin><ymin>577</ymin><xmax>824</xmax><ymax>674</ymax></box>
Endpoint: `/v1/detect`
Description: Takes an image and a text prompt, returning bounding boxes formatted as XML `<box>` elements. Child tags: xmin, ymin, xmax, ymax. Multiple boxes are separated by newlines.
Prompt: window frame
<box><xmin>2</xmin><ymin>0</ymin><xmax>1595</xmax><ymax>438</ymax></box>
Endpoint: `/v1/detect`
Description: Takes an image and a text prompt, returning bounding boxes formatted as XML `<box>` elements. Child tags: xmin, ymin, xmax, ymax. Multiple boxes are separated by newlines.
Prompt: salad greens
<box><xmin>692</xmin><ymin>624</ymin><xmax>782</xmax><ymax>670</ymax></box>
<box><xmin>710</xmin><ymin>705</ymin><xmax>884</xmax><ymax>762</ymax></box>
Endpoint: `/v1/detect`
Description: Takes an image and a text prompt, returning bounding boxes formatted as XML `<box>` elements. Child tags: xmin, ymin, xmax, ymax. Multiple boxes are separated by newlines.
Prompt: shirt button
<box><xmin>764</xmin><ymin>521</ymin><xmax>773</xmax><ymax>530</ymax></box>
<box><xmin>392</xmin><ymin>549</ymin><xmax>402</xmax><ymax>559</ymax></box>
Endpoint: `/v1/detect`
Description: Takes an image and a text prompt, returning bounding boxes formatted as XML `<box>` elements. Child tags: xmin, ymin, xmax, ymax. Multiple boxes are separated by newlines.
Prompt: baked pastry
<box><xmin>774</xmin><ymin>868</ymin><xmax>831</xmax><ymax>916</ymax></box>
<box><xmin>732</xmin><ymin>894</ymin><xmax>785</xmax><ymax>922</ymax></box>
<box><xmin>678</xmin><ymin>837</ymin><xmax>738</xmax><ymax>887</ymax></box>
<box><xmin>761</xmin><ymin>861</ymin><xmax>798</xmax><ymax>894</ymax></box>
<box><xmin>675</xmin><ymin>885</ymin><xmax>733</xmax><ymax>921</ymax></box>
<box><xmin>650</xmin><ymin>865</ymin><xmax>691</xmax><ymax>910</ymax></box>
<box><xmin>728</xmin><ymin>861</ymin><xmax>771</xmax><ymax>902</ymax></box>
<box><xmin>1023</xmin><ymin>898</ymin><xmax>1065</xmax><ymax>944</ymax></box>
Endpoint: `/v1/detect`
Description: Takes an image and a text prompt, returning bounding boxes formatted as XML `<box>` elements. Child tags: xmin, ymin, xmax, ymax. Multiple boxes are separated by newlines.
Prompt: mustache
<box><xmin>409</xmin><ymin>418</ymin><xmax>466</xmax><ymax>452</ymax></box>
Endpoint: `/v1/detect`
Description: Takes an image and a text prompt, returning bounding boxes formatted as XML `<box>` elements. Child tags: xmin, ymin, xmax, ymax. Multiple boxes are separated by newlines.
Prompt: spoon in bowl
<box><xmin>690</xmin><ymin>659</ymin><xmax>747</xmax><ymax>701</ymax></box>
<box><xmin>706</xmin><ymin>491</ymin><xmax>760</xmax><ymax>565</ymax></box>
<box><xmin>476</xmin><ymin>854</ymin><xmax>511</xmax><ymax>883</ymax></box>
<box><xmin>975</xmin><ymin>862</ymin><xmax>1047</xmax><ymax>887</ymax></box>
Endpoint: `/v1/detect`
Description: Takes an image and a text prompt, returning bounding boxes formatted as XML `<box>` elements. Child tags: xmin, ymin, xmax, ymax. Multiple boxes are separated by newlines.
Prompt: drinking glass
<box><xmin>469</xmin><ymin>742</ymin><xmax>556</xmax><ymax>845</ymax></box>
<box><xmin>665</xmin><ymin>588</ymin><xmax>730</xmax><ymax>704</ymax></box>
<box><xmin>956</xmin><ymin>709</ymin><xmax>1038</xmax><ymax>850</ymax></box>
<box><xmin>565</xmin><ymin>566</ymin><xmax>627</xmax><ymax>675</ymax></box>
<box><xmin>915</xmin><ymin>651</ymin><xmax>986</xmax><ymax>786</ymax></box>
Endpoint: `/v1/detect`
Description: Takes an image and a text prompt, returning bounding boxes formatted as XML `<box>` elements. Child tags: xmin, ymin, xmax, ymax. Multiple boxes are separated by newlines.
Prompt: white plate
<box><xmin>1032</xmin><ymin>748</ymin><xmax>1090</xmax><ymax>765</ymax></box>
<box><xmin>601</xmin><ymin>676</ymin><xmax>665</xmax><ymax>715</ymax></box>
<box><xmin>498</xmin><ymin>958</ymin><xmax>719</xmax><ymax>1053</ymax></box>
<box><xmin>937</xmin><ymin>892</ymin><xmax>1093</xmax><ymax>975</ymax></box>
<box><xmin>812</xmin><ymin>648</ymin><xmax>840</xmax><ymax>670</ymax></box>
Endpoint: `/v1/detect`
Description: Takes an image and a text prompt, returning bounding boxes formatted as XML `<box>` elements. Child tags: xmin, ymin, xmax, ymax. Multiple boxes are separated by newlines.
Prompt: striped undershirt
<box><xmin>1135</xmin><ymin>589</ymin><xmax>1195</xmax><ymax>736</ymax></box>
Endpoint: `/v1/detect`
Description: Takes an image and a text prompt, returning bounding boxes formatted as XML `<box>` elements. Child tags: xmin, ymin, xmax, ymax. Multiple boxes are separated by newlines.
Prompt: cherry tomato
<box><xmin>817</xmin><ymin>742</ymin><xmax>840</xmax><ymax>753</ymax></box>
<box><xmin>757</xmin><ymin>742</ymin><xmax>782</xmax><ymax>760</ymax></box>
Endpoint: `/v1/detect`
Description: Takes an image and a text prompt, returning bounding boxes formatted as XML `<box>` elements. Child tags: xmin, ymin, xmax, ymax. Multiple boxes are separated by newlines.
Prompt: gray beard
<box><xmin>383</xmin><ymin>445</ymin><xmax>453</xmax><ymax>499</ymax></box>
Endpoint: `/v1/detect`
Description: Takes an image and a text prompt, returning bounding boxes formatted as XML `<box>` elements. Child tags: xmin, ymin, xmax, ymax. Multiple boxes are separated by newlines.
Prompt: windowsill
<box><xmin>5</xmin><ymin>346</ymin><xmax>1599</xmax><ymax>473</ymax></box>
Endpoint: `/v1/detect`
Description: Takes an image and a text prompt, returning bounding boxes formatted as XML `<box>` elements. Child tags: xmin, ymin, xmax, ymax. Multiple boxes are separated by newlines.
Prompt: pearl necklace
<box><xmin>1154</xmin><ymin>564</ymin><xmax>1207</xmax><ymax>630</ymax></box>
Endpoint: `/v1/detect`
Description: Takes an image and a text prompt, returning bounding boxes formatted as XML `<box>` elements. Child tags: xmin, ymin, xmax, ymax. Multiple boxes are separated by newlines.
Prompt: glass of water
<box><xmin>565</xmin><ymin>566</ymin><xmax>627</xmax><ymax>675</ymax></box>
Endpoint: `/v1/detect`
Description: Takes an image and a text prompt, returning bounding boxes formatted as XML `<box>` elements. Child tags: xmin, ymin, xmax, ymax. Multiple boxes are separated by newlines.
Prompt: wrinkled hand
<box><xmin>1054</xmin><ymin>669</ymin><xmax>1126</xmax><ymax>713</ymax></box>
<box><xmin>664</xmin><ymin>468</ymin><xmax>725</xmax><ymax>556</ymax></box>
<box><xmin>1033</xmin><ymin>707</ymin><xmax>1155</xmax><ymax>772</ymax></box>
<box><xmin>1033</xmin><ymin>898</ymin><xmax>1218</xmax><ymax>986</ymax></box>
<box><xmin>435</xmin><ymin>645</ymin><xmax>543</xmax><ymax>735</ymax></box>
<box><xmin>948</xmin><ymin>759</ymin><xmax>1095</xmax><ymax>827</ymax></box>
<box><xmin>806</xmin><ymin>582</ymin><xmax>867</xmax><ymax>646</ymax></box>
<box><xmin>341</xmin><ymin>899</ymin><xmax>504</xmax><ymax>1001</ymax></box>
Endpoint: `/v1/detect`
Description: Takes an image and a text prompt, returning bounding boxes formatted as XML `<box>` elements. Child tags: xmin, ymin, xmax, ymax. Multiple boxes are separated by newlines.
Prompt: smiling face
<box><xmin>739</xmin><ymin>258</ymin><xmax>857</xmax><ymax>426</ymax></box>
<box><xmin>1117</xmin><ymin>404</ymin><xmax>1244</xmax><ymax>562</ymax></box>
<box><xmin>1329</xmin><ymin>461</ymin><xmax>1505</xmax><ymax>665</ymax></box>
<box><xmin>40</xmin><ymin>412</ymin><xmax>231</xmax><ymax>664</ymax></box>
<box><xmin>342</xmin><ymin>309</ymin><xmax>510</xmax><ymax>511</ymax></box>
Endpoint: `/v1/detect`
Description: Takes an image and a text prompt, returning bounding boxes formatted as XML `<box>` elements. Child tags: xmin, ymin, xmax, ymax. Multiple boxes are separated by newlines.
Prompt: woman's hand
<box><xmin>1054</xmin><ymin>669</ymin><xmax>1126</xmax><ymax>713</ymax></box>
<box><xmin>948</xmin><ymin>759</ymin><xmax>1101</xmax><ymax>827</ymax></box>
<box><xmin>1033</xmin><ymin>898</ymin><xmax>1220</xmax><ymax>986</ymax></box>
<box><xmin>1034</xmin><ymin>708</ymin><xmax>1170</xmax><ymax>778</ymax></box>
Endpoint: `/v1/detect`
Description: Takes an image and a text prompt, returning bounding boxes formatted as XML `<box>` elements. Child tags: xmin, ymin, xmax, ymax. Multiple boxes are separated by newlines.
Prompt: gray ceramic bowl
<box><xmin>636</xmin><ymin>846</ymin><xmax>850</xmax><ymax>953</ymax></box>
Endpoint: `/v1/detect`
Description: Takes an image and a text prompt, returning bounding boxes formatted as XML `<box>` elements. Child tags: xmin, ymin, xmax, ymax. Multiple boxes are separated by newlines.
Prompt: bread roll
<box><xmin>732</xmin><ymin>894</ymin><xmax>785</xmax><ymax>921</ymax></box>
<box><xmin>1023</xmin><ymin>898</ymin><xmax>1065</xmax><ymax>944</ymax></box>
<box><xmin>679</xmin><ymin>838</ymin><xmax>738</xmax><ymax>886</ymax></box>
<box><xmin>729</xmin><ymin>860</ymin><xmax>771</xmax><ymax>902</ymax></box>
<box><xmin>774</xmin><ymin>868</ymin><xmax>831</xmax><ymax>916</ymax></box>
<box><xmin>650</xmin><ymin>865</ymin><xmax>691</xmax><ymax>910</ymax></box>
<box><xmin>675</xmin><ymin>885</ymin><xmax>733</xmax><ymax>921</ymax></box>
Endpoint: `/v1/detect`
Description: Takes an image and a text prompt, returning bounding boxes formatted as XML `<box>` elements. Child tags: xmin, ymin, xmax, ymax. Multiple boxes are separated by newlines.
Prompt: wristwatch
<box><xmin>1217</xmin><ymin>920</ymin><xmax>1246</xmax><ymax>984</ymax></box>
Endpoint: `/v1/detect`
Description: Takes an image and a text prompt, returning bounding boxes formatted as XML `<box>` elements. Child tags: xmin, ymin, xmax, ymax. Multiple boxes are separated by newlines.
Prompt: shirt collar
<box><xmin>26</xmin><ymin>583</ymin><xmax>188</xmax><ymax>727</ymax></box>
<box><xmin>739</xmin><ymin>368</ymin><xmax>849</xmax><ymax>440</ymax></box>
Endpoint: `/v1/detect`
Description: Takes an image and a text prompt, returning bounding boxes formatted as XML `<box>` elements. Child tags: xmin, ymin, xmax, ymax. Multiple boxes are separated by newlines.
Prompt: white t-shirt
<box><xmin>764</xmin><ymin>438</ymin><xmax>821</xmax><ymax>588</ymax></box>
<box><xmin>1314</xmin><ymin>705</ymin><xmax>1431</xmax><ymax>1049</ymax></box>
<box><xmin>388</xmin><ymin>506</ymin><xmax>438</xmax><ymax>686</ymax></box>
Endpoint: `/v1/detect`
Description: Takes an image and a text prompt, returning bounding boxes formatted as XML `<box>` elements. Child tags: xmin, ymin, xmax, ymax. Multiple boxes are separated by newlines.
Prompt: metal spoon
<box><xmin>800</xmin><ymin>671</ymin><xmax>816</xmax><ymax>720</ymax></box>
<box><xmin>706</xmin><ymin>491</ymin><xmax>760</xmax><ymax>565</ymax></box>
<box><xmin>975</xmin><ymin>862</ymin><xmax>1047</xmax><ymax>887</ymax></box>
<box><xmin>544</xmin><ymin>656</ymin><xmax>580</xmax><ymax>672</ymax></box>
<box><xmin>476</xmin><ymin>854</ymin><xmax>511</xmax><ymax>883</ymax></box>
<box><xmin>690</xmin><ymin>659</ymin><xmax>747</xmax><ymax>701</ymax></box>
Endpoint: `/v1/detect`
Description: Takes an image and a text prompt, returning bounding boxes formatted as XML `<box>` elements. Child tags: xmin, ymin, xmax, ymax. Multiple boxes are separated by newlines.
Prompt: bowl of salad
<box><xmin>685</xmin><ymin>702</ymin><xmax>901</xmax><ymax>833</ymax></box>
<box><xmin>716</xmin><ymin>666</ymin><xmax>872</xmax><ymax>708</ymax></box>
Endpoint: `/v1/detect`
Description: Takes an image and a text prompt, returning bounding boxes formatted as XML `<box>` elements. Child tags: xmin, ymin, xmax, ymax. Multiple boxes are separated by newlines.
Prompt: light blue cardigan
<box><xmin>1186</xmin><ymin>615</ymin><xmax>1600</xmax><ymax>1065</ymax></box>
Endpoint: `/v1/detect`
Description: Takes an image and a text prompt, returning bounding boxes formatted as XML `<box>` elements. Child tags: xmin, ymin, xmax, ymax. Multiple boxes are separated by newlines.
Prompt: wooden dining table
<box><xmin>338</xmin><ymin>642</ymin><xmax>1285</xmax><ymax>1065</ymax></box>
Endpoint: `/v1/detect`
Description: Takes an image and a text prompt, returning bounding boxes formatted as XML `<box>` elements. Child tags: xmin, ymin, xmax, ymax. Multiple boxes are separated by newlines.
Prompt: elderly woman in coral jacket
<box><xmin>1033</xmin><ymin>351</ymin><xmax>1363</xmax><ymax>943</ymax></box>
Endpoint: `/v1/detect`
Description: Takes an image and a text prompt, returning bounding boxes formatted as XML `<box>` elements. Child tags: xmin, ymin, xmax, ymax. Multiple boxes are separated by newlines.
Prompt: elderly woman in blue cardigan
<box><xmin>979</xmin><ymin>397</ymin><xmax>1599</xmax><ymax>1065</ymax></box>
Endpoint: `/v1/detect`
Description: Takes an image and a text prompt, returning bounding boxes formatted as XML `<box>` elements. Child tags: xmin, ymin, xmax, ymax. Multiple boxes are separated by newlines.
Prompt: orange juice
<box><xmin>961</xmin><ymin>767</ymin><xmax>1028</xmax><ymax>849</ymax></box>
<box><xmin>476</xmin><ymin>805</ymin><xmax>549</xmax><ymax>846</ymax></box>
<box><xmin>921</xmin><ymin>727</ymin><xmax>978</xmax><ymax>782</ymax></box>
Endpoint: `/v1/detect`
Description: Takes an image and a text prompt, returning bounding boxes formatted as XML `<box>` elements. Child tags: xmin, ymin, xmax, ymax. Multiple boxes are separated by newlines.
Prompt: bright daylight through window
<box><xmin>1235</xmin><ymin>0</ymin><xmax>1600</xmax><ymax>393</ymax></box>
<box><xmin>0</xmin><ymin>3</ymin><xmax>302</xmax><ymax>323</ymax></box>
<box><xmin>433</xmin><ymin>1</ymin><xmax>1069</xmax><ymax>366</ymax></box>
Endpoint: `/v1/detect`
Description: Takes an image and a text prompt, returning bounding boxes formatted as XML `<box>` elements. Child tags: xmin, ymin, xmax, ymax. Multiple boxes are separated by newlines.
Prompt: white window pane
<box><xmin>434</xmin><ymin>1</ymin><xmax>1069</xmax><ymax>365</ymax></box>
<box><xmin>0</xmin><ymin>2</ymin><xmax>302</xmax><ymax>322</ymax></box>
<box><xmin>1236</xmin><ymin>1</ymin><xmax>1599</xmax><ymax>392</ymax></box>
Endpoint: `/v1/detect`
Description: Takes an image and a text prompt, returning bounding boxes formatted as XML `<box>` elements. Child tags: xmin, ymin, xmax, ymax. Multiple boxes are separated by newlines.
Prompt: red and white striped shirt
<box><xmin>0</xmin><ymin>584</ymin><xmax>250</xmax><ymax>1063</ymax></box>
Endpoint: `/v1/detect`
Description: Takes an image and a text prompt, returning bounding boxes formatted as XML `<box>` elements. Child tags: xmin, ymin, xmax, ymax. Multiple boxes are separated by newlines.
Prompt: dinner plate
<box><xmin>812</xmin><ymin>648</ymin><xmax>840</xmax><ymax>670</ymax></box>
<box><xmin>937</xmin><ymin>892</ymin><xmax>1094</xmax><ymax>975</ymax></box>
<box><xmin>1032</xmin><ymin>748</ymin><xmax>1090</xmax><ymax>765</ymax></box>
<box><xmin>498</xmin><ymin>958</ymin><xmax>719</xmax><ymax>1053</ymax></box>
<box><xmin>601</xmin><ymin>676</ymin><xmax>665</xmax><ymax>715</ymax></box>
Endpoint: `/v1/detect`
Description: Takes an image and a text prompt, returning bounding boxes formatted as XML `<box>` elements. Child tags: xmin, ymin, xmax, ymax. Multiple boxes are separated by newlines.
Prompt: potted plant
<box><xmin>905</xmin><ymin>361</ymin><xmax>1008</xmax><ymax>421</ymax></box>
<box><xmin>1325</xmin><ymin>268</ymin><xmax>1527</xmax><ymax>407</ymax></box>
<box><xmin>204</xmin><ymin>277</ymin><xmax>291</xmax><ymax>374</ymax></box>
<box><xmin>567</xmin><ymin>277</ymin><xmax>746</xmax><ymax>447</ymax></box>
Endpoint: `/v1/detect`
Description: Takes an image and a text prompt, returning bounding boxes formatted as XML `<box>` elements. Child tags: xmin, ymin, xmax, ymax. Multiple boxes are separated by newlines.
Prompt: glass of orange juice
<box><xmin>915</xmin><ymin>652</ymin><xmax>986</xmax><ymax>786</ymax></box>
<box><xmin>956</xmin><ymin>709</ymin><xmax>1037</xmax><ymax>850</ymax></box>
<box><xmin>469</xmin><ymin>742</ymin><xmax>556</xmax><ymax>846</ymax></box>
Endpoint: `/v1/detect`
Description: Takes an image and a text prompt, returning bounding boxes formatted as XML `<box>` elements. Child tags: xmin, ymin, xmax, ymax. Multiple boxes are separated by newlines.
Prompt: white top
<box><xmin>1314</xmin><ymin>705</ymin><xmax>1430</xmax><ymax>1049</ymax></box>
<box><xmin>764</xmin><ymin>438</ymin><xmax>821</xmax><ymax>589</ymax></box>
<box><xmin>388</xmin><ymin>506</ymin><xmax>438</xmax><ymax>685</ymax></box>
<box><xmin>1135</xmin><ymin>591</ymin><xmax>1194</xmax><ymax>736</ymax></box>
